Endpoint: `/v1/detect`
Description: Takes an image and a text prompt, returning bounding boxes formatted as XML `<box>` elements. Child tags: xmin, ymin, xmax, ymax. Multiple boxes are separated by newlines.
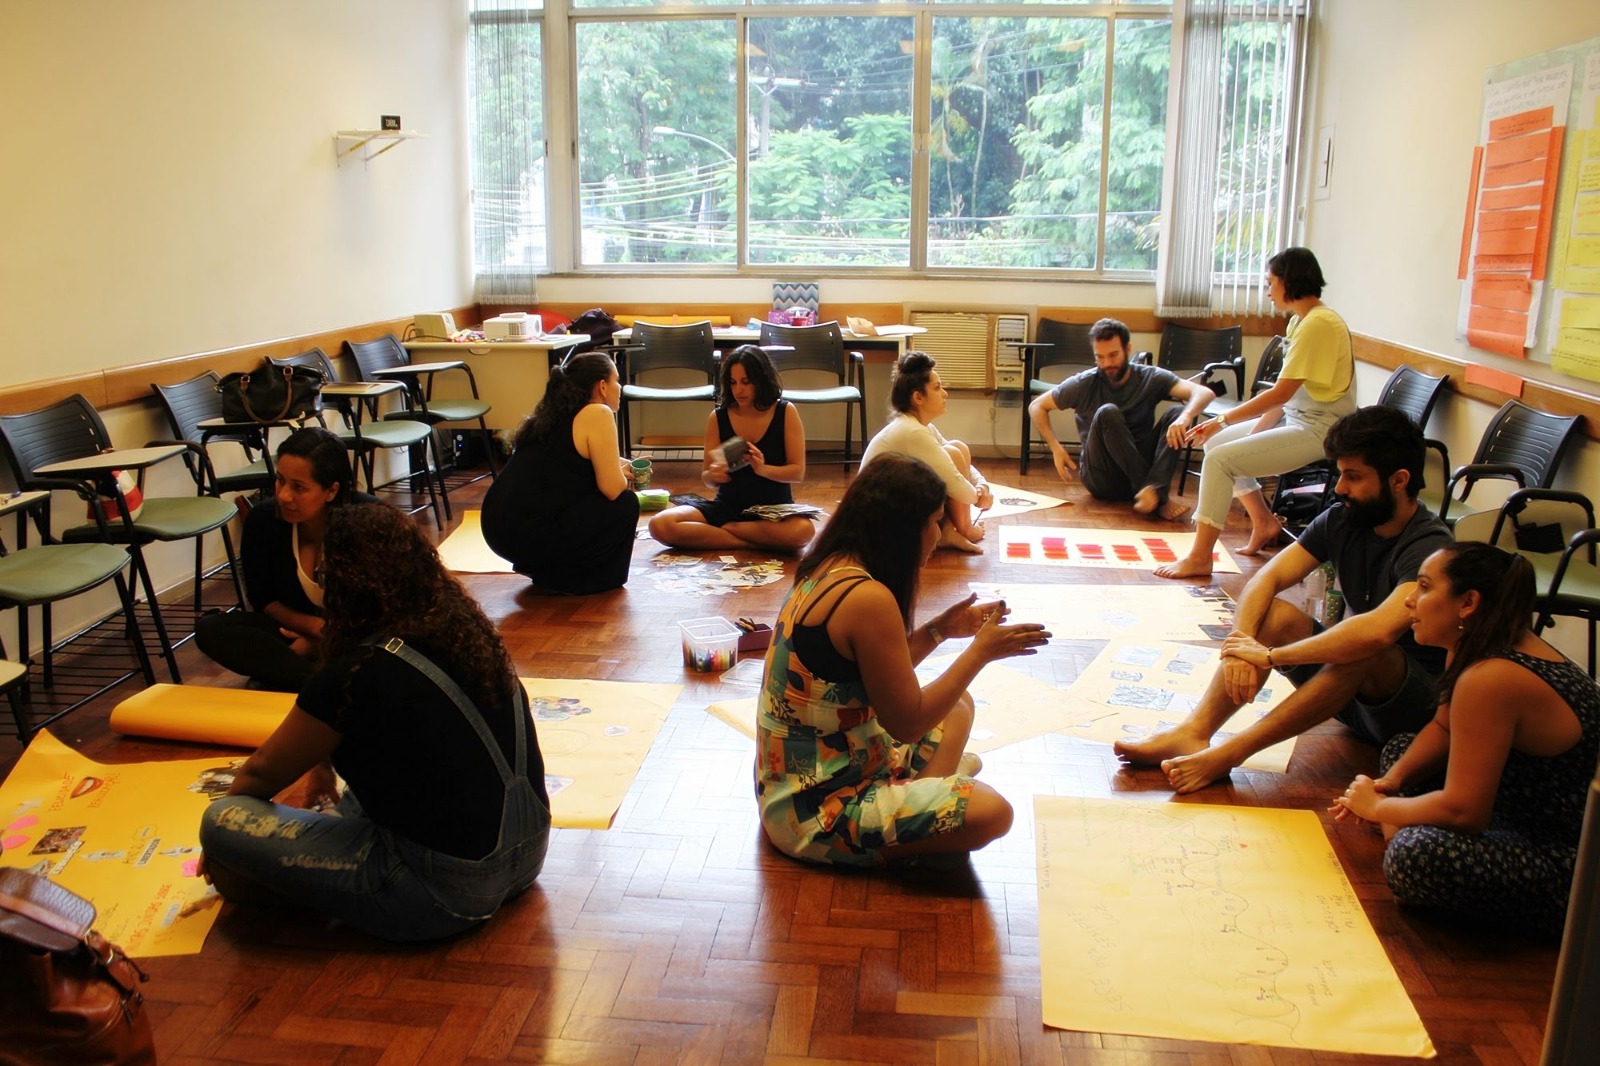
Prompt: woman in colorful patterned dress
<box><xmin>1332</xmin><ymin>542</ymin><xmax>1600</xmax><ymax>936</ymax></box>
<box><xmin>755</xmin><ymin>453</ymin><xmax>1051</xmax><ymax>866</ymax></box>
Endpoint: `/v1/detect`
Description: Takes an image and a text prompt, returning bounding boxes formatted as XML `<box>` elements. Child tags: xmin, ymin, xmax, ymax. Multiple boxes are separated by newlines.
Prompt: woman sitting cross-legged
<box><xmin>860</xmin><ymin>351</ymin><xmax>993</xmax><ymax>553</ymax></box>
<box><xmin>648</xmin><ymin>344</ymin><xmax>818</xmax><ymax>552</ymax></box>
<box><xmin>198</xmin><ymin>503</ymin><xmax>550</xmax><ymax>941</ymax></box>
<box><xmin>1332</xmin><ymin>543</ymin><xmax>1600</xmax><ymax>938</ymax></box>
<box><xmin>480</xmin><ymin>351</ymin><xmax>640</xmax><ymax>594</ymax></box>
<box><xmin>756</xmin><ymin>453</ymin><xmax>1051</xmax><ymax>867</ymax></box>
<box><xmin>195</xmin><ymin>427</ymin><xmax>377</xmax><ymax>691</ymax></box>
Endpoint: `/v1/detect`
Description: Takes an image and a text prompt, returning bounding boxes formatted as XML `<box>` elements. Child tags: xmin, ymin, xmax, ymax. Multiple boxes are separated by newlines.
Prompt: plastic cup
<box><xmin>630</xmin><ymin>457</ymin><xmax>653</xmax><ymax>488</ymax></box>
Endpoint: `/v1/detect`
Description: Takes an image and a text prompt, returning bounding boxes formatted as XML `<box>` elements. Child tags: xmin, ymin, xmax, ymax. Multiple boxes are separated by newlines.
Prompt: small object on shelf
<box><xmin>381</xmin><ymin>114</ymin><xmax>401</xmax><ymax>131</ymax></box>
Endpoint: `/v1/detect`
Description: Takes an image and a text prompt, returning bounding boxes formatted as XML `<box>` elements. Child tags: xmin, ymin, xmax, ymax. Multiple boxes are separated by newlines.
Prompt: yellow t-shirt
<box><xmin>1280</xmin><ymin>305</ymin><xmax>1354</xmax><ymax>403</ymax></box>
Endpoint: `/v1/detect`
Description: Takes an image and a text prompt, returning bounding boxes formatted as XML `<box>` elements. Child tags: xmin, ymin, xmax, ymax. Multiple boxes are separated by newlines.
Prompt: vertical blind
<box><xmin>472</xmin><ymin>0</ymin><xmax>544</xmax><ymax>306</ymax></box>
<box><xmin>1158</xmin><ymin>0</ymin><xmax>1312</xmax><ymax>318</ymax></box>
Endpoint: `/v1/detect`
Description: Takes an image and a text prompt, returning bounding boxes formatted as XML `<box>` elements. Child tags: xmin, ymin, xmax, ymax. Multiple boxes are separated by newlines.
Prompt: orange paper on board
<box><xmin>1465</xmin><ymin>363</ymin><xmax>1527</xmax><ymax>394</ymax></box>
<box><xmin>1461</xmin><ymin>145</ymin><xmax>1484</xmax><ymax>279</ymax></box>
<box><xmin>1489</xmin><ymin>106</ymin><xmax>1554</xmax><ymax>140</ymax></box>
<box><xmin>1533</xmin><ymin>126</ymin><xmax>1565</xmax><ymax>280</ymax></box>
<box><xmin>1484</xmin><ymin>158</ymin><xmax>1550</xmax><ymax>187</ymax></box>
<box><xmin>1474</xmin><ymin>227</ymin><xmax>1539</xmax><ymax>256</ymax></box>
<box><xmin>1474</xmin><ymin>252</ymin><xmax>1536</xmax><ymax>272</ymax></box>
<box><xmin>1471</xmin><ymin>277</ymin><xmax>1534</xmax><ymax>312</ymax></box>
<box><xmin>1484</xmin><ymin>130</ymin><xmax>1552</xmax><ymax>167</ymax></box>
<box><xmin>1467</xmin><ymin>327</ymin><xmax>1527</xmax><ymax>358</ymax></box>
<box><xmin>1477</xmin><ymin>208</ymin><xmax>1541</xmax><ymax>232</ymax></box>
<box><xmin>1468</xmin><ymin>305</ymin><xmax>1529</xmax><ymax>338</ymax></box>
<box><xmin>1480</xmin><ymin>184</ymin><xmax>1543</xmax><ymax>211</ymax></box>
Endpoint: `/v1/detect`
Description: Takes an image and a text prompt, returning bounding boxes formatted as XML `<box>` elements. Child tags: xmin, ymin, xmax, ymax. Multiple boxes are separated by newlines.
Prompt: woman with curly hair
<box><xmin>1332</xmin><ymin>542</ymin><xmax>1600</xmax><ymax>937</ymax></box>
<box><xmin>756</xmin><ymin>454</ymin><xmax>1050</xmax><ymax>867</ymax></box>
<box><xmin>481</xmin><ymin>351</ymin><xmax>639</xmax><ymax>593</ymax></box>
<box><xmin>199</xmin><ymin>504</ymin><xmax>550</xmax><ymax>940</ymax></box>
<box><xmin>648</xmin><ymin>345</ymin><xmax>817</xmax><ymax>551</ymax></box>
<box><xmin>859</xmin><ymin>351</ymin><xmax>993</xmax><ymax>553</ymax></box>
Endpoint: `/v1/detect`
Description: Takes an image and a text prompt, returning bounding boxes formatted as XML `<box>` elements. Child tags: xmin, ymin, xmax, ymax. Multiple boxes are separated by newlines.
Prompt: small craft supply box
<box><xmin>736</xmin><ymin>622</ymin><xmax>773</xmax><ymax>655</ymax></box>
<box><xmin>679</xmin><ymin>617</ymin><xmax>741</xmax><ymax>673</ymax></box>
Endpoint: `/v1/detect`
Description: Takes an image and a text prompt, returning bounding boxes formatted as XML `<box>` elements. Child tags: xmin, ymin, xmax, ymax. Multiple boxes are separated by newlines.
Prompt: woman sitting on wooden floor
<box><xmin>199</xmin><ymin>503</ymin><xmax>550</xmax><ymax>940</ymax></box>
<box><xmin>1332</xmin><ymin>542</ymin><xmax>1600</xmax><ymax>937</ymax></box>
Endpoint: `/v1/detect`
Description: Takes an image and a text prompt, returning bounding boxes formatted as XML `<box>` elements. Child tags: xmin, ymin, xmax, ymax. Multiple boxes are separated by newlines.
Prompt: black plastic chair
<box><xmin>1017</xmin><ymin>319</ymin><xmax>1092</xmax><ymax>475</ymax></box>
<box><xmin>342</xmin><ymin>334</ymin><xmax>498</xmax><ymax>490</ymax></box>
<box><xmin>756</xmin><ymin>320</ymin><xmax>867</xmax><ymax>466</ymax></box>
<box><xmin>1156</xmin><ymin>323</ymin><xmax>1243</xmax><ymax>399</ymax></box>
<box><xmin>1432</xmin><ymin>399</ymin><xmax>1584</xmax><ymax>523</ymax></box>
<box><xmin>615</xmin><ymin>321</ymin><xmax>718</xmax><ymax>458</ymax></box>
<box><xmin>0</xmin><ymin>395</ymin><xmax>245</xmax><ymax>683</ymax></box>
<box><xmin>269</xmin><ymin>349</ymin><xmax>446</xmax><ymax>527</ymax></box>
<box><xmin>151</xmin><ymin>371</ymin><xmax>274</xmax><ymax>497</ymax></box>
<box><xmin>0</xmin><ymin>492</ymin><xmax>155</xmax><ymax>739</ymax></box>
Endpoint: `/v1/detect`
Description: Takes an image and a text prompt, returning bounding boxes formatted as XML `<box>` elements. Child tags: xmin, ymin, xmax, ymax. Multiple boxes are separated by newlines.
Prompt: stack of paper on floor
<box><xmin>999</xmin><ymin>525</ymin><xmax>1240</xmax><ymax>573</ymax></box>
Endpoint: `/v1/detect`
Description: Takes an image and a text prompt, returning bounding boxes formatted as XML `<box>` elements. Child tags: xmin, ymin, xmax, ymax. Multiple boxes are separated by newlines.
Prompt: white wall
<box><xmin>1307</xmin><ymin>2</ymin><xmax>1600</xmax><ymax>657</ymax></box>
<box><xmin>0</xmin><ymin>0</ymin><xmax>471</xmax><ymax>381</ymax></box>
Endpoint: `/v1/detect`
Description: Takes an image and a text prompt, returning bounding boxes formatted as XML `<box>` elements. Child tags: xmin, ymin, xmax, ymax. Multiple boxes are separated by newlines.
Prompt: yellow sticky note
<box><xmin>1563</xmin><ymin>265</ymin><xmax>1600</xmax><ymax>295</ymax></box>
<box><xmin>1568</xmin><ymin>235</ymin><xmax>1600</xmax><ymax>270</ymax></box>
<box><xmin>1576</xmin><ymin>195</ymin><xmax>1600</xmax><ymax>236</ymax></box>
<box><xmin>1579</xmin><ymin>159</ymin><xmax>1600</xmax><ymax>194</ymax></box>
<box><xmin>1558</xmin><ymin>296</ymin><xmax>1600</xmax><ymax>330</ymax></box>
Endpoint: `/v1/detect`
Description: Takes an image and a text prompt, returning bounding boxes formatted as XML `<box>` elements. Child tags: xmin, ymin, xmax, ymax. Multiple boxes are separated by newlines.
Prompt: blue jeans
<box><xmin>200</xmin><ymin>785</ymin><xmax>549</xmax><ymax>941</ymax></box>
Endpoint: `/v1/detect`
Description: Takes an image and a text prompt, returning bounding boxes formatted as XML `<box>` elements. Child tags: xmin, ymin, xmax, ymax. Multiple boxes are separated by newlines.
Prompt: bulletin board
<box><xmin>1460</xmin><ymin>34</ymin><xmax>1600</xmax><ymax>385</ymax></box>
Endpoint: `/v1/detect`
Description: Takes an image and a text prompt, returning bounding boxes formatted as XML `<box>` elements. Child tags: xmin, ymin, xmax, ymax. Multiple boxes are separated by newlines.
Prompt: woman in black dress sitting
<box><xmin>481</xmin><ymin>352</ymin><xmax>639</xmax><ymax>594</ymax></box>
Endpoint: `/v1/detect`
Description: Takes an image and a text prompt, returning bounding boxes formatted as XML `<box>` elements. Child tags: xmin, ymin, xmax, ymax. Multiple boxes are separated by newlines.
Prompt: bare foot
<box><xmin>1159</xmin><ymin>498</ymin><xmax>1192</xmax><ymax>523</ymax></box>
<box><xmin>1132</xmin><ymin>486</ymin><xmax>1160</xmax><ymax>515</ymax></box>
<box><xmin>939</xmin><ymin>525</ymin><xmax>984</xmax><ymax>554</ymax></box>
<box><xmin>1159</xmin><ymin>747</ymin><xmax>1237</xmax><ymax>794</ymax></box>
<box><xmin>957</xmin><ymin>752</ymin><xmax>983</xmax><ymax>777</ymax></box>
<box><xmin>1114</xmin><ymin>725</ymin><xmax>1210</xmax><ymax>766</ymax></box>
<box><xmin>1240</xmin><ymin>517</ymin><xmax>1286</xmax><ymax>556</ymax></box>
<box><xmin>1154</xmin><ymin>555</ymin><xmax>1212</xmax><ymax>579</ymax></box>
<box><xmin>962</xmin><ymin>519</ymin><xmax>986</xmax><ymax>543</ymax></box>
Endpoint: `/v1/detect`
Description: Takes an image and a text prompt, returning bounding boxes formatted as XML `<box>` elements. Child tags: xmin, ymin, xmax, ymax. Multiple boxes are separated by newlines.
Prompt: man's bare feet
<box><xmin>939</xmin><ymin>525</ymin><xmax>984</xmax><ymax>554</ymax></box>
<box><xmin>1132</xmin><ymin>486</ymin><xmax>1160</xmax><ymax>515</ymax></box>
<box><xmin>1240</xmin><ymin>517</ymin><xmax>1287</xmax><ymax>556</ymax></box>
<box><xmin>1154</xmin><ymin>554</ymin><xmax>1212</xmax><ymax>579</ymax></box>
<box><xmin>1113</xmin><ymin>725</ymin><xmax>1210</xmax><ymax>766</ymax></box>
<box><xmin>1159</xmin><ymin>747</ymin><xmax>1237</xmax><ymax>794</ymax></box>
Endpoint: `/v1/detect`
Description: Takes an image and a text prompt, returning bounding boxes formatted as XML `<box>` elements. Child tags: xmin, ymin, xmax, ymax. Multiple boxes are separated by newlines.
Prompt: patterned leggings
<box><xmin>1378</xmin><ymin>734</ymin><xmax>1575</xmax><ymax>938</ymax></box>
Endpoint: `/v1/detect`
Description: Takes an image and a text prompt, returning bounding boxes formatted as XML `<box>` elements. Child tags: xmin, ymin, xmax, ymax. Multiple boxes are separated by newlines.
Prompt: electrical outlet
<box><xmin>986</xmin><ymin>405</ymin><xmax>998</xmax><ymax>423</ymax></box>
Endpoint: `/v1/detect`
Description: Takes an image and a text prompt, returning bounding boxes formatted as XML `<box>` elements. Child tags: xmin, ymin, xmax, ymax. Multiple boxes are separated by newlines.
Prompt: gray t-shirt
<box><xmin>1049</xmin><ymin>363</ymin><xmax>1184</xmax><ymax>456</ymax></box>
<box><xmin>1297</xmin><ymin>501</ymin><xmax>1453</xmax><ymax>673</ymax></box>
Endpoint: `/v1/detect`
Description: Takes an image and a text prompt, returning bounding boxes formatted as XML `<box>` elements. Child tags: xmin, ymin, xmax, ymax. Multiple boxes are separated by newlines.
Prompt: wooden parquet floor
<box><xmin>0</xmin><ymin>460</ymin><xmax>1562</xmax><ymax>1064</ymax></box>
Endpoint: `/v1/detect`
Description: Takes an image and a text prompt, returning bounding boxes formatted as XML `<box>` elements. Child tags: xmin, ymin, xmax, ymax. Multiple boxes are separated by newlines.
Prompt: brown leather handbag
<box><xmin>0</xmin><ymin>868</ymin><xmax>156</xmax><ymax>1065</ymax></box>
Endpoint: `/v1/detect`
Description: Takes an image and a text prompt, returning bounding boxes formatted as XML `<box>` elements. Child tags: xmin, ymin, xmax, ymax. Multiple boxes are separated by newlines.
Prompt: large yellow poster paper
<box><xmin>0</xmin><ymin>732</ymin><xmax>224</xmax><ymax>957</ymax></box>
<box><xmin>1035</xmin><ymin>796</ymin><xmax>1435</xmax><ymax>1057</ymax></box>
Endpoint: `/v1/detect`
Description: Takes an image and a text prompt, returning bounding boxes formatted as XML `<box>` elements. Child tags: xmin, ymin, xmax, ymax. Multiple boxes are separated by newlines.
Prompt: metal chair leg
<box><xmin>128</xmin><ymin>544</ymin><xmax>181</xmax><ymax>683</ymax></box>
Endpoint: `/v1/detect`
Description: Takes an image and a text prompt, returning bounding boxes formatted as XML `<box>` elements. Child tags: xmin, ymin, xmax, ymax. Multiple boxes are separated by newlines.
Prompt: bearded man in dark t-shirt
<box><xmin>1028</xmin><ymin>317</ymin><xmax>1215</xmax><ymax>518</ymax></box>
<box><xmin>1116</xmin><ymin>406</ymin><xmax>1453</xmax><ymax>793</ymax></box>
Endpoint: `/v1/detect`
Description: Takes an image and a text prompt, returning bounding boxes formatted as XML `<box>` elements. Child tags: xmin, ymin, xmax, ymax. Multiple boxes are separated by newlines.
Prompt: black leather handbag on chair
<box><xmin>217</xmin><ymin>362</ymin><xmax>323</xmax><ymax>424</ymax></box>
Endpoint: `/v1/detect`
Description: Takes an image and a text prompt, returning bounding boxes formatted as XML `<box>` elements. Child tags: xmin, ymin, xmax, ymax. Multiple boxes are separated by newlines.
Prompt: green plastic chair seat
<box><xmin>0</xmin><ymin>543</ymin><xmax>132</xmax><ymax>605</ymax></box>
<box><xmin>1527</xmin><ymin>552</ymin><xmax>1600</xmax><ymax>611</ymax></box>
<box><xmin>61</xmin><ymin>496</ymin><xmax>237</xmax><ymax>543</ymax></box>
<box><xmin>339</xmin><ymin>420</ymin><xmax>433</xmax><ymax>449</ymax></box>
<box><xmin>622</xmin><ymin>383</ymin><xmax>715</xmax><ymax>404</ymax></box>
<box><xmin>778</xmin><ymin>385</ymin><xmax>861</xmax><ymax>405</ymax></box>
<box><xmin>381</xmin><ymin>399</ymin><xmax>491</xmax><ymax>424</ymax></box>
<box><xmin>214</xmin><ymin>456</ymin><xmax>272</xmax><ymax>494</ymax></box>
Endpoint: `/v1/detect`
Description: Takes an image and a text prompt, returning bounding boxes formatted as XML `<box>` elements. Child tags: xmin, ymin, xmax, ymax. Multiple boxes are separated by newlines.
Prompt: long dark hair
<box><xmin>718</xmin><ymin>345</ymin><xmax>782</xmax><ymax>410</ymax></box>
<box><xmin>1434</xmin><ymin>542</ymin><xmax>1536</xmax><ymax>704</ymax></box>
<box><xmin>796</xmin><ymin>454</ymin><xmax>946</xmax><ymax>627</ymax></box>
<box><xmin>320</xmin><ymin>504</ymin><xmax>518</xmax><ymax>714</ymax></box>
<box><xmin>889</xmin><ymin>350</ymin><xmax>937</xmax><ymax>414</ymax></box>
<box><xmin>516</xmin><ymin>352</ymin><xmax>616</xmax><ymax>450</ymax></box>
<box><xmin>276</xmin><ymin>426</ymin><xmax>352</xmax><ymax>502</ymax></box>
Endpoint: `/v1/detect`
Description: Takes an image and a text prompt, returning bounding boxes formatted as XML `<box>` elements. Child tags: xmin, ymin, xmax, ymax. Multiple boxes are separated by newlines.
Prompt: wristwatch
<box><xmin>1215</xmin><ymin>412</ymin><xmax>1228</xmax><ymax>429</ymax></box>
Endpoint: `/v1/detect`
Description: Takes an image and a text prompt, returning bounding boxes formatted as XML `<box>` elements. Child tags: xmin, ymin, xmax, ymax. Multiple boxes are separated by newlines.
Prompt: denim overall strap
<box><xmin>377</xmin><ymin>638</ymin><xmax>527</xmax><ymax>784</ymax></box>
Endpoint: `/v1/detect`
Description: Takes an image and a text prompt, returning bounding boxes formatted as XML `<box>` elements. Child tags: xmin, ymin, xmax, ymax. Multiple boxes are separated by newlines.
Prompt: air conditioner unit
<box><xmin>906</xmin><ymin>311</ymin><xmax>1018</xmax><ymax>390</ymax></box>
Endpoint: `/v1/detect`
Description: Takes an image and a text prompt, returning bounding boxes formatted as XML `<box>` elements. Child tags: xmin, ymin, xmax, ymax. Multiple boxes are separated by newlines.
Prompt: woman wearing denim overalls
<box><xmin>199</xmin><ymin>504</ymin><xmax>549</xmax><ymax>940</ymax></box>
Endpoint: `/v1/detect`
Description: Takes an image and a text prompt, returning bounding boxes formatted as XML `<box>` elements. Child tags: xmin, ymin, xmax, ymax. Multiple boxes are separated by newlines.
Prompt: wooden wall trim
<box><xmin>0</xmin><ymin>306</ymin><xmax>477</xmax><ymax>417</ymax></box>
<box><xmin>1352</xmin><ymin>333</ymin><xmax>1600</xmax><ymax>443</ymax></box>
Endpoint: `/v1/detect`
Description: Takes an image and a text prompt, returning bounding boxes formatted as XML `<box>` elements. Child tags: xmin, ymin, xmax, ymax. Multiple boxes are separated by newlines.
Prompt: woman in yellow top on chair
<box><xmin>1156</xmin><ymin>247</ymin><xmax>1355</xmax><ymax>579</ymax></box>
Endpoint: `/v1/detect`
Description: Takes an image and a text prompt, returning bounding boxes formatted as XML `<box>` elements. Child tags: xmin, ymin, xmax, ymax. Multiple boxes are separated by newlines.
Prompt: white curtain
<box><xmin>1157</xmin><ymin>0</ymin><xmax>1312</xmax><ymax>318</ymax></box>
<box><xmin>472</xmin><ymin>0</ymin><xmax>544</xmax><ymax>306</ymax></box>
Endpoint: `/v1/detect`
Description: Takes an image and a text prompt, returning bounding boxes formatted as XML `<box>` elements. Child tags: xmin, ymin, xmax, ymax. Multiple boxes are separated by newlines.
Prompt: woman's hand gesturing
<box><xmin>970</xmin><ymin>603</ymin><xmax>1050</xmax><ymax>663</ymax></box>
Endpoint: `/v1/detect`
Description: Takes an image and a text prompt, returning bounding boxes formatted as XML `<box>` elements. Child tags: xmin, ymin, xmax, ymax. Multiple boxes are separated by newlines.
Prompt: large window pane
<box><xmin>472</xmin><ymin>15</ymin><xmax>546</xmax><ymax>277</ymax></box>
<box><xmin>1106</xmin><ymin>16</ymin><xmax>1169</xmax><ymax>271</ymax></box>
<box><xmin>746</xmin><ymin>16</ymin><xmax>914</xmax><ymax>267</ymax></box>
<box><xmin>929</xmin><ymin>18</ymin><xmax>1105</xmax><ymax>269</ymax></box>
<box><xmin>576</xmin><ymin>20</ymin><xmax>738</xmax><ymax>266</ymax></box>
